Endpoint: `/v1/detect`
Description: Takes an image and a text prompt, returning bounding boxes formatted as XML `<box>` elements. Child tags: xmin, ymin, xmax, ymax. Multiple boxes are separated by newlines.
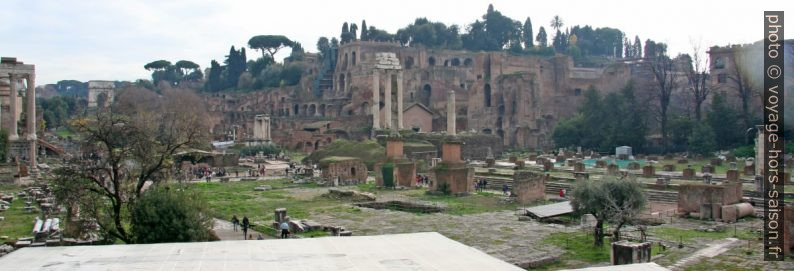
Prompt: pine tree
<box><xmin>341</xmin><ymin>22</ymin><xmax>350</xmax><ymax>43</ymax></box>
<box><xmin>522</xmin><ymin>17</ymin><xmax>534</xmax><ymax>48</ymax></box>
<box><xmin>536</xmin><ymin>26</ymin><xmax>548</xmax><ymax>47</ymax></box>
<box><xmin>634</xmin><ymin>36</ymin><xmax>642</xmax><ymax>58</ymax></box>
<box><xmin>207</xmin><ymin>60</ymin><xmax>222</xmax><ymax>92</ymax></box>
<box><xmin>360</xmin><ymin>20</ymin><xmax>368</xmax><ymax>40</ymax></box>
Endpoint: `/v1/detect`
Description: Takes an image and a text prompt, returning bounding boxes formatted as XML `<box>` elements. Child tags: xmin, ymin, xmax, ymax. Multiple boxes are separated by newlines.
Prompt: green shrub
<box><xmin>238</xmin><ymin>144</ymin><xmax>281</xmax><ymax>156</ymax></box>
<box><xmin>131</xmin><ymin>186</ymin><xmax>215</xmax><ymax>243</ymax></box>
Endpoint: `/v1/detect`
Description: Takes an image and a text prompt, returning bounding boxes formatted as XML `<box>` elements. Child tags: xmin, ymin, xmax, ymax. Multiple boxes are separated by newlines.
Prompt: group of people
<box><xmin>414</xmin><ymin>175</ymin><xmax>430</xmax><ymax>186</ymax></box>
<box><xmin>474</xmin><ymin>179</ymin><xmax>511</xmax><ymax>196</ymax></box>
<box><xmin>231</xmin><ymin>214</ymin><xmax>291</xmax><ymax>240</ymax></box>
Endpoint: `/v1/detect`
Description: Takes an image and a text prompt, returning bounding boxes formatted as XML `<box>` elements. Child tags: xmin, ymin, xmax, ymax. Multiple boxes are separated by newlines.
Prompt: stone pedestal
<box><xmin>595</xmin><ymin>160</ymin><xmax>607</xmax><ymax>168</ymax></box>
<box><xmin>485</xmin><ymin>158</ymin><xmax>495</xmax><ymax>168</ymax></box>
<box><xmin>682</xmin><ymin>167</ymin><xmax>695</xmax><ymax>179</ymax></box>
<box><xmin>394</xmin><ymin>161</ymin><xmax>417</xmax><ymax>187</ymax></box>
<box><xmin>512</xmin><ymin>171</ymin><xmax>546</xmax><ymax>204</ymax></box>
<box><xmin>386</xmin><ymin>138</ymin><xmax>404</xmax><ymax>160</ymax></box>
<box><xmin>726</xmin><ymin>170</ymin><xmax>739</xmax><ymax>182</ymax></box>
<box><xmin>442</xmin><ymin>141</ymin><xmax>462</xmax><ymax>163</ymax></box>
<box><xmin>702</xmin><ymin>173</ymin><xmax>713</xmax><ymax>185</ymax></box>
<box><xmin>744</xmin><ymin>165</ymin><xmax>755</xmax><ymax>176</ymax></box>
<box><xmin>574</xmin><ymin>162</ymin><xmax>585</xmax><ymax>172</ymax></box>
<box><xmin>611</xmin><ymin>241</ymin><xmax>652</xmax><ymax>265</ymax></box>
<box><xmin>701</xmin><ymin>165</ymin><xmax>714</xmax><ymax>174</ymax></box>
<box><xmin>607</xmin><ymin>164</ymin><xmax>619</xmax><ymax>175</ymax></box>
<box><xmin>642</xmin><ymin>165</ymin><xmax>655</xmax><ymax>177</ymax></box>
<box><xmin>433</xmin><ymin>162</ymin><xmax>474</xmax><ymax>195</ymax></box>
<box><xmin>662</xmin><ymin>164</ymin><xmax>675</xmax><ymax>172</ymax></box>
<box><xmin>543</xmin><ymin>160</ymin><xmax>554</xmax><ymax>172</ymax></box>
<box><xmin>515</xmin><ymin>160</ymin><xmax>525</xmax><ymax>169</ymax></box>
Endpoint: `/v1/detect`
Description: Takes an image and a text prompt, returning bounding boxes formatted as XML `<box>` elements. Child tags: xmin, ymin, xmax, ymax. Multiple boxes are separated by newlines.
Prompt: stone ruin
<box><xmin>319</xmin><ymin>157</ymin><xmax>368</xmax><ymax>186</ymax></box>
<box><xmin>432</xmin><ymin>91</ymin><xmax>474</xmax><ymax>195</ymax></box>
<box><xmin>1</xmin><ymin>57</ymin><xmax>38</xmax><ymax>180</ymax></box>
<box><xmin>272</xmin><ymin>208</ymin><xmax>353</xmax><ymax>237</ymax></box>
<box><xmin>374</xmin><ymin>135</ymin><xmax>417</xmax><ymax>188</ymax></box>
<box><xmin>611</xmin><ymin>240</ymin><xmax>652</xmax><ymax>265</ymax></box>
<box><xmin>511</xmin><ymin>171</ymin><xmax>546</xmax><ymax>204</ymax></box>
<box><xmin>677</xmin><ymin>180</ymin><xmax>748</xmax><ymax>221</ymax></box>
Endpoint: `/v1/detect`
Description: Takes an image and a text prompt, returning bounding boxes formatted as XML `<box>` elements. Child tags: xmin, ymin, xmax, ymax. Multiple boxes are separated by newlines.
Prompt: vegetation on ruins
<box><xmin>38</xmin><ymin>95</ymin><xmax>81</xmax><ymax>129</ymax></box>
<box><xmin>570</xmin><ymin>175</ymin><xmax>647</xmax><ymax>246</ymax></box>
<box><xmin>303</xmin><ymin>139</ymin><xmax>385</xmax><ymax>169</ymax></box>
<box><xmin>552</xmin><ymin>83</ymin><xmax>647</xmax><ymax>153</ymax></box>
<box><xmin>130</xmin><ymin>186</ymin><xmax>215</xmax><ymax>243</ymax></box>
<box><xmin>50</xmin><ymin>87</ymin><xmax>210</xmax><ymax>244</ymax></box>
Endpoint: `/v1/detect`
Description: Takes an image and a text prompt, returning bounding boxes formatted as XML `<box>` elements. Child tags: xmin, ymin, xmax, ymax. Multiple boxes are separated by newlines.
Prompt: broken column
<box><xmin>372</xmin><ymin>70</ymin><xmax>380</xmax><ymax>129</ymax></box>
<box><xmin>485</xmin><ymin>147</ymin><xmax>495</xmax><ymax>168</ymax></box>
<box><xmin>574</xmin><ymin>161</ymin><xmax>585</xmax><ymax>172</ymax></box>
<box><xmin>682</xmin><ymin>165</ymin><xmax>695</xmax><ymax>179</ymax></box>
<box><xmin>446</xmin><ymin>90</ymin><xmax>456</xmax><ymax>136</ymax></box>
<box><xmin>396</xmin><ymin>71</ymin><xmax>403</xmax><ymax>130</ymax></box>
<box><xmin>274</xmin><ymin>208</ymin><xmax>287</xmax><ymax>223</ymax></box>
<box><xmin>384</xmin><ymin>71</ymin><xmax>392</xmax><ymax>129</ymax></box>
<box><xmin>8</xmin><ymin>74</ymin><xmax>18</xmax><ymax>140</ymax></box>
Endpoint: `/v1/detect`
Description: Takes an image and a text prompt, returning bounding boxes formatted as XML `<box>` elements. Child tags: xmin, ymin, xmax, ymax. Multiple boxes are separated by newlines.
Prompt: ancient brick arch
<box><xmin>484</xmin><ymin>84</ymin><xmax>492</xmax><ymax>107</ymax></box>
<box><xmin>352</xmin><ymin>51</ymin><xmax>357</xmax><ymax>66</ymax></box>
<box><xmin>428</xmin><ymin>57</ymin><xmax>436</xmax><ymax>66</ymax></box>
<box><xmin>451</xmin><ymin>58</ymin><xmax>461</xmax><ymax>66</ymax></box>
<box><xmin>464</xmin><ymin>58</ymin><xmax>473</xmax><ymax>66</ymax></box>
<box><xmin>421</xmin><ymin>84</ymin><xmax>432</xmax><ymax>106</ymax></box>
<box><xmin>308</xmin><ymin>104</ymin><xmax>316</xmax><ymax>116</ymax></box>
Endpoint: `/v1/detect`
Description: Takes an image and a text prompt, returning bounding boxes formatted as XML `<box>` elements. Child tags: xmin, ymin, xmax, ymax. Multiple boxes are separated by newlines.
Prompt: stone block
<box><xmin>574</xmin><ymin>162</ymin><xmax>585</xmax><ymax>172</ymax></box>
<box><xmin>611</xmin><ymin>241</ymin><xmax>652</xmax><ymax>265</ymax></box>
<box><xmin>515</xmin><ymin>160</ymin><xmax>525</xmax><ymax>169</ymax></box>
<box><xmin>662</xmin><ymin>164</ymin><xmax>675</xmax><ymax>171</ymax></box>
<box><xmin>721</xmin><ymin>205</ymin><xmax>738</xmax><ymax>223</ymax></box>
<box><xmin>509</xmin><ymin>156</ymin><xmax>517</xmax><ymax>163</ymax></box>
<box><xmin>485</xmin><ymin>158</ymin><xmax>495</xmax><ymax>168</ymax></box>
<box><xmin>726</xmin><ymin>170</ymin><xmax>739</xmax><ymax>182</ymax></box>
<box><xmin>595</xmin><ymin>160</ymin><xmax>607</xmax><ymax>168</ymax></box>
<box><xmin>627</xmin><ymin>162</ymin><xmax>640</xmax><ymax>170</ymax></box>
<box><xmin>744</xmin><ymin>165</ymin><xmax>755</xmax><ymax>176</ymax></box>
<box><xmin>701</xmin><ymin>165</ymin><xmax>714</xmax><ymax>174</ymax></box>
<box><xmin>642</xmin><ymin>165</ymin><xmax>655</xmax><ymax>177</ymax></box>
<box><xmin>607</xmin><ymin>164</ymin><xmax>619</xmax><ymax>175</ymax></box>
<box><xmin>512</xmin><ymin>171</ymin><xmax>546</xmax><ymax>204</ymax></box>
<box><xmin>682</xmin><ymin>168</ymin><xmax>695</xmax><ymax>179</ymax></box>
<box><xmin>275</xmin><ymin>208</ymin><xmax>287</xmax><ymax>223</ymax></box>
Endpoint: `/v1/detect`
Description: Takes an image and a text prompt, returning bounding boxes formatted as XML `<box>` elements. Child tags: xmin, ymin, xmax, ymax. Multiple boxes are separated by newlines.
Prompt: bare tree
<box><xmin>686</xmin><ymin>42</ymin><xmax>711</xmax><ymax>121</ymax></box>
<box><xmin>646</xmin><ymin>53</ymin><xmax>677</xmax><ymax>150</ymax></box>
<box><xmin>52</xmin><ymin>87</ymin><xmax>210</xmax><ymax>243</ymax></box>
<box><xmin>726</xmin><ymin>51</ymin><xmax>759</xmax><ymax>130</ymax></box>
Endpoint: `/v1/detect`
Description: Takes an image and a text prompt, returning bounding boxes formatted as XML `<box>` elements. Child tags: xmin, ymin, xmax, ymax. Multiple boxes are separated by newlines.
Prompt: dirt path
<box><xmin>212</xmin><ymin>218</ymin><xmax>269</xmax><ymax>240</ymax></box>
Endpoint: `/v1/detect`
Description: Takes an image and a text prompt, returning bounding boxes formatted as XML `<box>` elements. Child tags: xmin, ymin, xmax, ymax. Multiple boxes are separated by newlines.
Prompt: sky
<box><xmin>1</xmin><ymin>0</ymin><xmax>791</xmax><ymax>85</ymax></box>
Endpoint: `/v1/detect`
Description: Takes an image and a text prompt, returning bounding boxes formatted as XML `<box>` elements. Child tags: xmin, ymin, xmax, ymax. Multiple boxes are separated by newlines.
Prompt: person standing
<box><xmin>231</xmin><ymin>215</ymin><xmax>240</xmax><ymax>232</ymax></box>
<box><xmin>242</xmin><ymin>216</ymin><xmax>250</xmax><ymax>239</ymax></box>
<box><xmin>280</xmin><ymin>218</ymin><xmax>291</xmax><ymax>239</ymax></box>
<box><xmin>502</xmin><ymin>184</ymin><xmax>509</xmax><ymax>196</ymax></box>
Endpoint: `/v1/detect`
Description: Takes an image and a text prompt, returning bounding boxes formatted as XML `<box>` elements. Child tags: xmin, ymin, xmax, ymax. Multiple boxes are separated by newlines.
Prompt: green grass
<box><xmin>542</xmin><ymin>231</ymin><xmax>664</xmax><ymax>269</ymax></box>
<box><xmin>652</xmin><ymin>159</ymin><xmax>730</xmax><ymax>174</ymax></box>
<box><xmin>409</xmin><ymin>191</ymin><xmax>522</xmax><ymax>215</ymax></box>
<box><xmin>296</xmin><ymin>229</ymin><xmax>330</xmax><ymax>238</ymax></box>
<box><xmin>650</xmin><ymin>225</ymin><xmax>758</xmax><ymax>242</ymax></box>
<box><xmin>192</xmin><ymin>179</ymin><xmax>347</xmax><ymax>226</ymax></box>
<box><xmin>0</xmin><ymin>186</ymin><xmax>39</xmax><ymax>241</ymax></box>
<box><xmin>54</xmin><ymin>127</ymin><xmax>76</xmax><ymax>139</ymax></box>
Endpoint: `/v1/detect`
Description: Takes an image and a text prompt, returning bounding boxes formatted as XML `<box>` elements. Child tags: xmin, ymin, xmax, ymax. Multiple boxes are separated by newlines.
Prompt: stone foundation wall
<box><xmin>321</xmin><ymin>160</ymin><xmax>368</xmax><ymax>185</ymax></box>
<box><xmin>433</xmin><ymin>162</ymin><xmax>474</xmax><ymax>195</ymax></box>
<box><xmin>677</xmin><ymin>181</ymin><xmax>742</xmax><ymax>213</ymax></box>
<box><xmin>512</xmin><ymin>171</ymin><xmax>546</xmax><ymax>204</ymax></box>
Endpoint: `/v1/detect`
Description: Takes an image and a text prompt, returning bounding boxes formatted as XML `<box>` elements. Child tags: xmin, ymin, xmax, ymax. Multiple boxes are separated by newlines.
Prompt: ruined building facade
<box><xmin>206</xmin><ymin>41</ymin><xmax>646</xmax><ymax>151</ymax></box>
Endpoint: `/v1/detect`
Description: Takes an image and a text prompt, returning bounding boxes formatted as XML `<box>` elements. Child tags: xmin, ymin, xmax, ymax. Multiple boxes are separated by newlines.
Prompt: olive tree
<box><xmin>571</xmin><ymin>175</ymin><xmax>647</xmax><ymax>246</ymax></box>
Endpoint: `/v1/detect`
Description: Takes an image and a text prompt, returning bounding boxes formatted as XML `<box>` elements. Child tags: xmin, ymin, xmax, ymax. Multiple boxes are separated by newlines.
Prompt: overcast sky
<box><xmin>1</xmin><ymin>0</ymin><xmax>790</xmax><ymax>85</ymax></box>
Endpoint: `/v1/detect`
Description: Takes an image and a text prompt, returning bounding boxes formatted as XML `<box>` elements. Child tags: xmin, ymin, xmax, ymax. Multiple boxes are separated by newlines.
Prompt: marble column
<box><xmin>26</xmin><ymin>74</ymin><xmax>36</xmax><ymax>140</ymax></box>
<box><xmin>384</xmin><ymin>71</ymin><xmax>392</xmax><ymax>129</ymax></box>
<box><xmin>447</xmin><ymin>90</ymin><xmax>456</xmax><ymax>136</ymax></box>
<box><xmin>8</xmin><ymin>74</ymin><xmax>18</xmax><ymax>140</ymax></box>
<box><xmin>372</xmin><ymin>70</ymin><xmax>380</xmax><ymax>129</ymax></box>
<box><xmin>26</xmin><ymin>74</ymin><xmax>37</xmax><ymax>177</ymax></box>
<box><xmin>396</xmin><ymin>71</ymin><xmax>404</xmax><ymax>130</ymax></box>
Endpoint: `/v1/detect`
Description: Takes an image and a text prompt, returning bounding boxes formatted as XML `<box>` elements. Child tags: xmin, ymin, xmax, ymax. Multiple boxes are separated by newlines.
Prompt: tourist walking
<box><xmin>280</xmin><ymin>218</ymin><xmax>291</xmax><ymax>239</ymax></box>
<box><xmin>242</xmin><ymin>216</ymin><xmax>250</xmax><ymax>239</ymax></box>
<box><xmin>231</xmin><ymin>215</ymin><xmax>240</xmax><ymax>232</ymax></box>
<box><xmin>502</xmin><ymin>184</ymin><xmax>509</xmax><ymax>196</ymax></box>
